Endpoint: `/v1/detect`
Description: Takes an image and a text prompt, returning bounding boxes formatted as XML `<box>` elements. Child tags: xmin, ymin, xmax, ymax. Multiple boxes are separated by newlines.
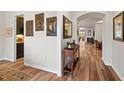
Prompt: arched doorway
<box><xmin>75</xmin><ymin>12</ymin><xmax>106</xmax><ymax>80</ymax></box>
<box><xmin>77</xmin><ymin>12</ymin><xmax>105</xmax><ymax>57</ymax></box>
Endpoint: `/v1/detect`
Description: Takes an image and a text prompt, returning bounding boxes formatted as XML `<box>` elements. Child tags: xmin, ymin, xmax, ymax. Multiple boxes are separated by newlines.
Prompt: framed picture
<box><xmin>63</xmin><ymin>15</ymin><xmax>72</xmax><ymax>39</ymax></box>
<box><xmin>26</xmin><ymin>20</ymin><xmax>33</xmax><ymax>36</ymax></box>
<box><xmin>87</xmin><ymin>30</ymin><xmax>91</xmax><ymax>36</ymax></box>
<box><xmin>5</xmin><ymin>27</ymin><xmax>12</xmax><ymax>37</ymax></box>
<box><xmin>113</xmin><ymin>12</ymin><xmax>124</xmax><ymax>41</ymax></box>
<box><xmin>35</xmin><ymin>13</ymin><xmax>44</xmax><ymax>31</ymax></box>
<box><xmin>46</xmin><ymin>16</ymin><xmax>57</xmax><ymax>36</ymax></box>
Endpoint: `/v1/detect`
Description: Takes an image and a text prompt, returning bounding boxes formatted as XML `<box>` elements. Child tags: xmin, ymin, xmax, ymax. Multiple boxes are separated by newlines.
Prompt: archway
<box><xmin>77</xmin><ymin>12</ymin><xmax>105</xmax><ymax>43</ymax></box>
<box><xmin>76</xmin><ymin>12</ymin><xmax>105</xmax><ymax>59</ymax></box>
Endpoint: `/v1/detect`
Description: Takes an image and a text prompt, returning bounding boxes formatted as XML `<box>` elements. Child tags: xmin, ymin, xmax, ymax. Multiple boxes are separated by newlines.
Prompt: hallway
<box><xmin>72</xmin><ymin>40</ymin><xmax>120</xmax><ymax>81</ymax></box>
<box><xmin>0</xmin><ymin>40</ymin><xmax>120</xmax><ymax>81</ymax></box>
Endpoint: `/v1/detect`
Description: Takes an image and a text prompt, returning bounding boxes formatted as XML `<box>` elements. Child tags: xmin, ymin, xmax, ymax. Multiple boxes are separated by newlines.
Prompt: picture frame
<box><xmin>46</xmin><ymin>16</ymin><xmax>57</xmax><ymax>36</ymax></box>
<box><xmin>87</xmin><ymin>30</ymin><xmax>91</xmax><ymax>36</ymax></box>
<box><xmin>35</xmin><ymin>13</ymin><xmax>44</xmax><ymax>31</ymax></box>
<box><xmin>113</xmin><ymin>12</ymin><xmax>124</xmax><ymax>41</ymax></box>
<box><xmin>63</xmin><ymin>15</ymin><xmax>72</xmax><ymax>39</ymax></box>
<box><xmin>26</xmin><ymin>20</ymin><xmax>33</xmax><ymax>36</ymax></box>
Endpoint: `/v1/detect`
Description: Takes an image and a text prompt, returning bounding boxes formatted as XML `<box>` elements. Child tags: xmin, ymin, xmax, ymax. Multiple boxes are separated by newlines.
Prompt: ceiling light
<box><xmin>96</xmin><ymin>20</ymin><xmax>103</xmax><ymax>23</ymax></box>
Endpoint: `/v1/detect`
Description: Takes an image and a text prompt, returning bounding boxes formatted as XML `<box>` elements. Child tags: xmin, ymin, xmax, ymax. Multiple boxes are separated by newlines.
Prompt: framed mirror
<box><xmin>63</xmin><ymin>15</ymin><xmax>72</xmax><ymax>39</ymax></box>
<box><xmin>113</xmin><ymin>12</ymin><xmax>124</xmax><ymax>41</ymax></box>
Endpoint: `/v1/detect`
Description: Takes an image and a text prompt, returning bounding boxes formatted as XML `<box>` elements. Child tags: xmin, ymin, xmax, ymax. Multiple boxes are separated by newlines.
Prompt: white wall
<box><xmin>112</xmin><ymin>11</ymin><xmax>124</xmax><ymax>80</ymax></box>
<box><xmin>4</xmin><ymin>12</ymin><xmax>17</xmax><ymax>61</ymax></box>
<box><xmin>3</xmin><ymin>11</ymin><xmax>72</xmax><ymax>76</ymax></box>
<box><xmin>61</xmin><ymin>12</ymin><xmax>73</xmax><ymax>49</ymax></box>
<box><xmin>24</xmin><ymin>11</ymin><xmax>72</xmax><ymax>76</ymax></box>
<box><xmin>95</xmin><ymin>23</ymin><xmax>102</xmax><ymax>42</ymax></box>
<box><xmin>0</xmin><ymin>12</ymin><xmax>4</xmax><ymax>60</ymax></box>
<box><xmin>24</xmin><ymin>11</ymin><xmax>59</xmax><ymax>75</ymax></box>
<box><xmin>55</xmin><ymin>12</ymin><xmax>74</xmax><ymax>76</ymax></box>
<box><xmin>101</xmin><ymin>11</ymin><xmax>124</xmax><ymax>80</ymax></box>
<box><xmin>3</xmin><ymin>11</ymin><xmax>59</xmax><ymax>75</ymax></box>
<box><xmin>102</xmin><ymin>12</ymin><xmax>113</xmax><ymax>66</ymax></box>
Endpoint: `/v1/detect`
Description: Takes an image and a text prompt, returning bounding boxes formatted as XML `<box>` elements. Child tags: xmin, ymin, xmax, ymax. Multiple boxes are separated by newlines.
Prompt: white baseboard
<box><xmin>57</xmin><ymin>73</ymin><xmax>62</xmax><ymax>77</ymax></box>
<box><xmin>0</xmin><ymin>58</ymin><xmax>4</xmax><ymax>61</ymax></box>
<box><xmin>0</xmin><ymin>58</ymin><xmax>15</xmax><ymax>62</ymax></box>
<box><xmin>24</xmin><ymin>62</ymin><xmax>60</xmax><ymax>76</ymax></box>
<box><xmin>102</xmin><ymin>57</ymin><xmax>123</xmax><ymax>80</ymax></box>
<box><xmin>101</xmin><ymin>57</ymin><xmax>111</xmax><ymax>66</ymax></box>
<box><xmin>111</xmin><ymin>64</ymin><xmax>124</xmax><ymax>81</ymax></box>
<box><xmin>2</xmin><ymin>58</ymin><xmax>15</xmax><ymax>62</ymax></box>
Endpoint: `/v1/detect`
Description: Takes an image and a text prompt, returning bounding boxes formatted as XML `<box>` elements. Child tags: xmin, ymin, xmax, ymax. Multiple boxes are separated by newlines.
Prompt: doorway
<box><xmin>77</xmin><ymin>12</ymin><xmax>105</xmax><ymax>57</ymax></box>
<box><xmin>16</xmin><ymin>15</ymin><xmax>24</xmax><ymax>61</ymax></box>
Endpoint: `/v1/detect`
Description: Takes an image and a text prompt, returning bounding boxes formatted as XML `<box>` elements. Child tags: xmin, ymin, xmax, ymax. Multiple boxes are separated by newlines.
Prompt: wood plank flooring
<box><xmin>0</xmin><ymin>41</ymin><xmax>121</xmax><ymax>81</ymax></box>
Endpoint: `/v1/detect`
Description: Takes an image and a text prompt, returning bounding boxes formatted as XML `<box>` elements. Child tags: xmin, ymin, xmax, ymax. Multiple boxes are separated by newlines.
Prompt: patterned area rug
<box><xmin>0</xmin><ymin>67</ymin><xmax>32</xmax><ymax>81</ymax></box>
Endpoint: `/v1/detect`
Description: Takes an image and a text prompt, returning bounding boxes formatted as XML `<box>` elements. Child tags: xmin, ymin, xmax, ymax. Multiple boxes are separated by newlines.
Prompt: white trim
<box><xmin>57</xmin><ymin>72</ymin><xmax>62</xmax><ymax>77</ymax></box>
<box><xmin>101</xmin><ymin>57</ymin><xmax>111</xmax><ymax>66</ymax></box>
<box><xmin>0</xmin><ymin>58</ymin><xmax>4</xmax><ymax>61</ymax></box>
<box><xmin>1</xmin><ymin>58</ymin><xmax>15</xmax><ymax>62</ymax></box>
<box><xmin>102</xmin><ymin>57</ymin><xmax>123</xmax><ymax>80</ymax></box>
<box><xmin>13</xmin><ymin>14</ymin><xmax>25</xmax><ymax>62</ymax></box>
<box><xmin>14</xmin><ymin>15</ymin><xmax>17</xmax><ymax>62</ymax></box>
<box><xmin>24</xmin><ymin>62</ymin><xmax>60</xmax><ymax>76</ymax></box>
<box><xmin>111</xmin><ymin>64</ymin><xmax>124</xmax><ymax>81</ymax></box>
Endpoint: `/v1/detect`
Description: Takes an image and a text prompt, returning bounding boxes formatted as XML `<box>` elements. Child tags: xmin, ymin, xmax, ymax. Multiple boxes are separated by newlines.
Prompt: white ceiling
<box><xmin>78</xmin><ymin>12</ymin><xmax>105</xmax><ymax>28</ymax></box>
<box><xmin>78</xmin><ymin>18</ymin><xmax>100</xmax><ymax>28</ymax></box>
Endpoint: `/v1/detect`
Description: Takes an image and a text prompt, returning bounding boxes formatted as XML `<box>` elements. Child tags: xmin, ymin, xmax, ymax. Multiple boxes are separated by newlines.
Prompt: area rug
<box><xmin>0</xmin><ymin>67</ymin><xmax>32</xmax><ymax>81</ymax></box>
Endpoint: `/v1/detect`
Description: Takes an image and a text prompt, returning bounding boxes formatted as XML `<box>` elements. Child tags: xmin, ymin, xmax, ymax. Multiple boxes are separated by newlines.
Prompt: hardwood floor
<box><xmin>0</xmin><ymin>40</ymin><xmax>121</xmax><ymax>81</ymax></box>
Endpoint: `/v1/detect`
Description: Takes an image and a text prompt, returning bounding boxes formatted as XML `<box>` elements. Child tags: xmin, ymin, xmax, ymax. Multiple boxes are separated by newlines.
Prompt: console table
<box><xmin>63</xmin><ymin>44</ymin><xmax>80</xmax><ymax>78</ymax></box>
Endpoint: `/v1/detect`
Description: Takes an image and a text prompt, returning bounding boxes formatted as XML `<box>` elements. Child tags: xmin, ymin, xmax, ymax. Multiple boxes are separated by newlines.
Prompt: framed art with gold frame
<box><xmin>26</xmin><ymin>20</ymin><xmax>33</xmax><ymax>36</ymax></box>
<box><xmin>113</xmin><ymin>12</ymin><xmax>124</xmax><ymax>41</ymax></box>
<box><xmin>63</xmin><ymin>15</ymin><xmax>72</xmax><ymax>39</ymax></box>
<box><xmin>35</xmin><ymin>13</ymin><xmax>44</xmax><ymax>31</ymax></box>
<box><xmin>46</xmin><ymin>16</ymin><xmax>57</xmax><ymax>36</ymax></box>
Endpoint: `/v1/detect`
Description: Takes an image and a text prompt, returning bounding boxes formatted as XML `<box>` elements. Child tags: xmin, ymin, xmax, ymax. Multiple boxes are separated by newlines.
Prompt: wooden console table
<box><xmin>63</xmin><ymin>44</ymin><xmax>80</xmax><ymax>78</ymax></box>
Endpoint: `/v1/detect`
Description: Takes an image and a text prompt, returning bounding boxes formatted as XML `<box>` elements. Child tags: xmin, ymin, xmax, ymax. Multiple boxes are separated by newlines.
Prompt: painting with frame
<box><xmin>113</xmin><ymin>12</ymin><xmax>124</xmax><ymax>41</ymax></box>
<box><xmin>35</xmin><ymin>13</ymin><xmax>44</xmax><ymax>31</ymax></box>
<box><xmin>63</xmin><ymin>15</ymin><xmax>72</xmax><ymax>39</ymax></box>
<box><xmin>26</xmin><ymin>20</ymin><xmax>33</xmax><ymax>36</ymax></box>
<box><xmin>46</xmin><ymin>16</ymin><xmax>57</xmax><ymax>36</ymax></box>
